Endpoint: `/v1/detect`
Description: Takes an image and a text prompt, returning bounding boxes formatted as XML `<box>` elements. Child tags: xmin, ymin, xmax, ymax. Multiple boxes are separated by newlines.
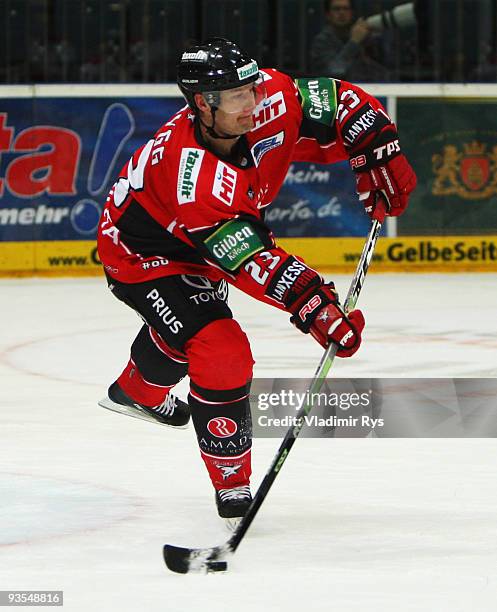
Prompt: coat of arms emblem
<box><xmin>432</xmin><ymin>141</ymin><xmax>497</xmax><ymax>200</ymax></box>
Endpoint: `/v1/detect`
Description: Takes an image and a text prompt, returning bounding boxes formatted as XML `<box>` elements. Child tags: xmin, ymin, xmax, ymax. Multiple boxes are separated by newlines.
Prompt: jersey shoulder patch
<box><xmin>295</xmin><ymin>77</ymin><xmax>338</xmax><ymax>126</ymax></box>
<box><xmin>203</xmin><ymin>218</ymin><xmax>265</xmax><ymax>271</ymax></box>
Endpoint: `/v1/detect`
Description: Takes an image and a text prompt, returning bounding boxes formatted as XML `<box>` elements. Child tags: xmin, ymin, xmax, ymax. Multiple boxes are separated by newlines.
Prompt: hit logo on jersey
<box><xmin>212</xmin><ymin>161</ymin><xmax>237</xmax><ymax>206</ymax></box>
<box><xmin>251</xmin><ymin>92</ymin><xmax>286</xmax><ymax>129</ymax></box>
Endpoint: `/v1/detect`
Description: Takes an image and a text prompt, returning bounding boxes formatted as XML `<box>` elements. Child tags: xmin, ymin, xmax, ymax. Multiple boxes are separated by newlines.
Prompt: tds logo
<box><xmin>212</xmin><ymin>161</ymin><xmax>237</xmax><ymax>205</ymax></box>
<box><xmin>251</xmin><ymin>92</ymin><xmax>286</xmax><ymax>129</ymax></box>
<box><xmin>207</xmin><ymin>417</ymin><xmax>238</xmax><ymax>438</ymax></box>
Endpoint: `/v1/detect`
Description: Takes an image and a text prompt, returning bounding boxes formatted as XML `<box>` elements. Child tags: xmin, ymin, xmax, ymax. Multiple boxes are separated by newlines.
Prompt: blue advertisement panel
<box><xmin>266</xmin><ymin>160</ymin><xmax>370</xmax><ymax>237</ymax></box>
<box><xmin>0</xmin><ymin>97</ymin><xmax>184</xmax><ymax>242</ymax></box>
<box><xmin>0</xmin><ymin>95</ymin><xmax>382</xmax><ymax>241</ymax></box>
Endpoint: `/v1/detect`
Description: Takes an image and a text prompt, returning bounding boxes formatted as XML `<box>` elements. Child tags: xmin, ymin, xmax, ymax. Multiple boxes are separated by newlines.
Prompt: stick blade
<box><xmin>163</xmin><ymin>544</ymin><xmax>228</xmax><ymax>574</ymax></box>
<box><xmin>163</xmin><ymin>545</ymin><xmax>192</xmax><ymax>574</ymax></box>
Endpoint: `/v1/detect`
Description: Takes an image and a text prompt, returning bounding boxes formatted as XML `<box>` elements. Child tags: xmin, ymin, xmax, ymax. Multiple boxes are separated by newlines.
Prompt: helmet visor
<box><xmin>204</xmin><ymin>78</ymin><xmax>266</xmax><ymax>114</ymax></box>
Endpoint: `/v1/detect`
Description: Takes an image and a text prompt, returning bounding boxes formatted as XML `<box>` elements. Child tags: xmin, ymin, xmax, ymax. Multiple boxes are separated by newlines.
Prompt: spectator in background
<box><xmin>28</xmin><ymin>38</ymin><xmax>47</xmax><ymax>81</ymax></box>
<box><xmin>310</xmin><ymin>0</ymin><xmax>389</xmax><ymax>82</ymax></box>
<box><xmin>49</xmin><ymin>39</ymin><xmax>77</xmax><ymax>82</ymax></box>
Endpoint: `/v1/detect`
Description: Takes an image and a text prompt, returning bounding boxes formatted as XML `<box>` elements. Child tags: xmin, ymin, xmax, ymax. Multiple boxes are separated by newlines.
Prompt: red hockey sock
<box><xmin>200</xmin><ymin>448</ymin><xmax>252</xmax><ymax>491</ymax></box>
<box><xmin>116</xmin><ymin>359</ymin><xmax>172</xmax><ymax>407</ymax></box>
<box><xmin>185</xmin><ymin>319</ymin><xmax>254</xmax><ymax>490</ymax></box>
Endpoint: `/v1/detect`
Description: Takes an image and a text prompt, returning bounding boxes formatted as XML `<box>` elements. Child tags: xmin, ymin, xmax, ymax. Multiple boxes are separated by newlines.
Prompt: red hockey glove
<box><xmin>355</xmin><ymin>153</ymin><xmax>417</xmax><ymax>221</ymax></box>
<box><xmin>289</xmin><ymin>284</ymin><xmax>365</xmax><ymax>357</ymax></box>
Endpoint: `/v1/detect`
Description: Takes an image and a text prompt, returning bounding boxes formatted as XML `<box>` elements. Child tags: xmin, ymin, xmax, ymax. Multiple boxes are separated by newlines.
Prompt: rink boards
<box><xmin>1</xmin><ymin>234</ymin><xmax>496</xmax><ymax>276</ymax></box>
<box><xmin>1</xmin><ymin>84</ymin><xmax>496</xmax><ymax>276</ymax></box>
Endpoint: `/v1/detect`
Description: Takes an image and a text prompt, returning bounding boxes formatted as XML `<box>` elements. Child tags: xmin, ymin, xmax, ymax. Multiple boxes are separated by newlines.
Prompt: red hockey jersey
<box><xmin>97</xmin><ymin>69</ymin><xmax>394</xmax><ymax>309</ymax></box>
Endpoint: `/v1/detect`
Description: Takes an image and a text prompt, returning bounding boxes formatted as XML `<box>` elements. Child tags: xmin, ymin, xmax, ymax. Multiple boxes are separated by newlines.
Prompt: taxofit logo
<box><xmin>181</xmin><ymin>50</ymin><xmax>208</xmax><ymax>62</ymax></box>
<box><xmin>177</xmin><ymin>148</ymin><xmax>204</xmax><ymax>204</ymax></box>
<box><xmin>237</xmin><ymin>61</ymin><xmax>259</xmax><ymax>80</ymax></box>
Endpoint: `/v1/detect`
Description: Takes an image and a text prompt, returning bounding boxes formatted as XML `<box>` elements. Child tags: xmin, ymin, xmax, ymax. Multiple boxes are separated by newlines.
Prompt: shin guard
<box><xmin>189</xmin><ymin>384</ymin><xmax>252</xmax><ymax>490</ymax></box>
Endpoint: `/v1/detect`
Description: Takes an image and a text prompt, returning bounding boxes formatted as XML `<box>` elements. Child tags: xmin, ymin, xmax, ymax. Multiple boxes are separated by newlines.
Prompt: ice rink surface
<box><xmin>1</xmin><ymin>273</ymin><xmax>497</xmax><ymax>611</ymax></box>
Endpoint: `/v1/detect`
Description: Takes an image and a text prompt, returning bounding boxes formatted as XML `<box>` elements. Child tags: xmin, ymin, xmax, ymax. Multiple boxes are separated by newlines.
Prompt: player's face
<box><xmin>217</xmin><ymin>82</ymin><xmax>265</xmax><ymax>114</ymax></box>
<box><xmin>202</xmin><ymin>81</ymin><xmax>266</xmax><ymax>136</ymax></box>
<box><xmin>215</xmin><ymin>102</ymin><xmax>255</xmax><ymax>135</ymax></box>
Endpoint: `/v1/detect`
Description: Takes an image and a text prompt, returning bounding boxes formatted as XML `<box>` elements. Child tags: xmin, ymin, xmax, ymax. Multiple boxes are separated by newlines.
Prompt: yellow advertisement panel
<box><xmin>0</xmin><ymin>241</ymin><xmax>101</xmax><ymax>277</ymax></box>
<box><xmin>280</xmin><ymin>235</ymin><xmax>497</xmax><ymax>273</ymax></box>
<box><xmin>0</xmin><ymin>236</ymin><xmax>496</xmax><ymax>277</ymax></box>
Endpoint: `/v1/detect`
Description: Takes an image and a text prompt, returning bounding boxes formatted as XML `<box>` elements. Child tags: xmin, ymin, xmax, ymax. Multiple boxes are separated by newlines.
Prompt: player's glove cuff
<box><xmin>289</xmin><ymin>284</ymin><xmax>338</xmax><ymax>334</ymax></box>
<box><xmin>289</xmin><ymin>284</ymin><xmax>365</xmax><ymax>356</ymax></box>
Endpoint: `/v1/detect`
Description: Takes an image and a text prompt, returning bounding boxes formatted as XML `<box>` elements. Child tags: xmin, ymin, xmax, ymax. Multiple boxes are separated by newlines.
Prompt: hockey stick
<box><xmin>164</xmin><ymin>216</ymin><xmax>383</xmax><ymax>573</ymax></box>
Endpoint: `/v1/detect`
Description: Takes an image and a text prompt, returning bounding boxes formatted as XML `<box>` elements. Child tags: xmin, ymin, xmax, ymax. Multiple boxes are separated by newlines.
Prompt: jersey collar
<box><xmin>193</xmin><ymin>119</ymin><xmax>255</xmax><ymax>170</ymax></box>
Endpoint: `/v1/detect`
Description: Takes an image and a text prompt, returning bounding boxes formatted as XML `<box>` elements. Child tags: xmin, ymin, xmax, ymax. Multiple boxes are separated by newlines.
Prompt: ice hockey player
<box><xmin>97</xmin><ymin>37</ymin><xmax>416</xmax><ymax>527</ymax></box>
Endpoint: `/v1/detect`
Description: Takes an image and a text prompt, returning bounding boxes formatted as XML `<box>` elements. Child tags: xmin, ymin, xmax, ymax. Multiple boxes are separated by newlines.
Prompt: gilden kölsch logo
<box><xmin>207</xmin><ymin>417</ymin><xmax>238</xmax><ymax>438</ymax></box>
<box><xmin>432</xmin><ymin>140</ymin><xmax>497</xmax><ymax>200</ymax></box>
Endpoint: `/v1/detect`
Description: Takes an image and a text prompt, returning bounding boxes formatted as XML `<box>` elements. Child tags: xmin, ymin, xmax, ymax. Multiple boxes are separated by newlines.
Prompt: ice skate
<box><xmin>98</xmin><ymin>381</ymin><xmax>190</xmax><ymax>428</ymax></box>
<box><xmin>215</xmin><ymin>485</ymin><xmax>252</xmax><ymax>530</ymax></box>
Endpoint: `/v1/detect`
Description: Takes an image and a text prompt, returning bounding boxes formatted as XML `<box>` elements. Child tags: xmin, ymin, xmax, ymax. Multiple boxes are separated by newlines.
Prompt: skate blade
<box><xmin>223</xmin><ymin>516</ymin><xmax>242</xmax><ymax>532</ymax></box>
<box><xmin>98</xmin><ymin>397</ymin><xmax>189</xmax><ymax>429</ymax></box>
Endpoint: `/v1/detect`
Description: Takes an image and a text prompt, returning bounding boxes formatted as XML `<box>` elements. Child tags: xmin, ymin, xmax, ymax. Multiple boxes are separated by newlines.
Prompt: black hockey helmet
<box><xmin>177</xmin><ymin>38</ymin><xmax>260</xmax><ymax>111</ymax></box>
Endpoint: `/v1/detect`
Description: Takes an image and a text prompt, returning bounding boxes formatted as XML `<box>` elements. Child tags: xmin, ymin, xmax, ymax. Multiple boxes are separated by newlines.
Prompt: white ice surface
<box><xmin>1</xmin><ymin>274</ymin><xmax>497</xmax><ymax>611</ymax></box>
